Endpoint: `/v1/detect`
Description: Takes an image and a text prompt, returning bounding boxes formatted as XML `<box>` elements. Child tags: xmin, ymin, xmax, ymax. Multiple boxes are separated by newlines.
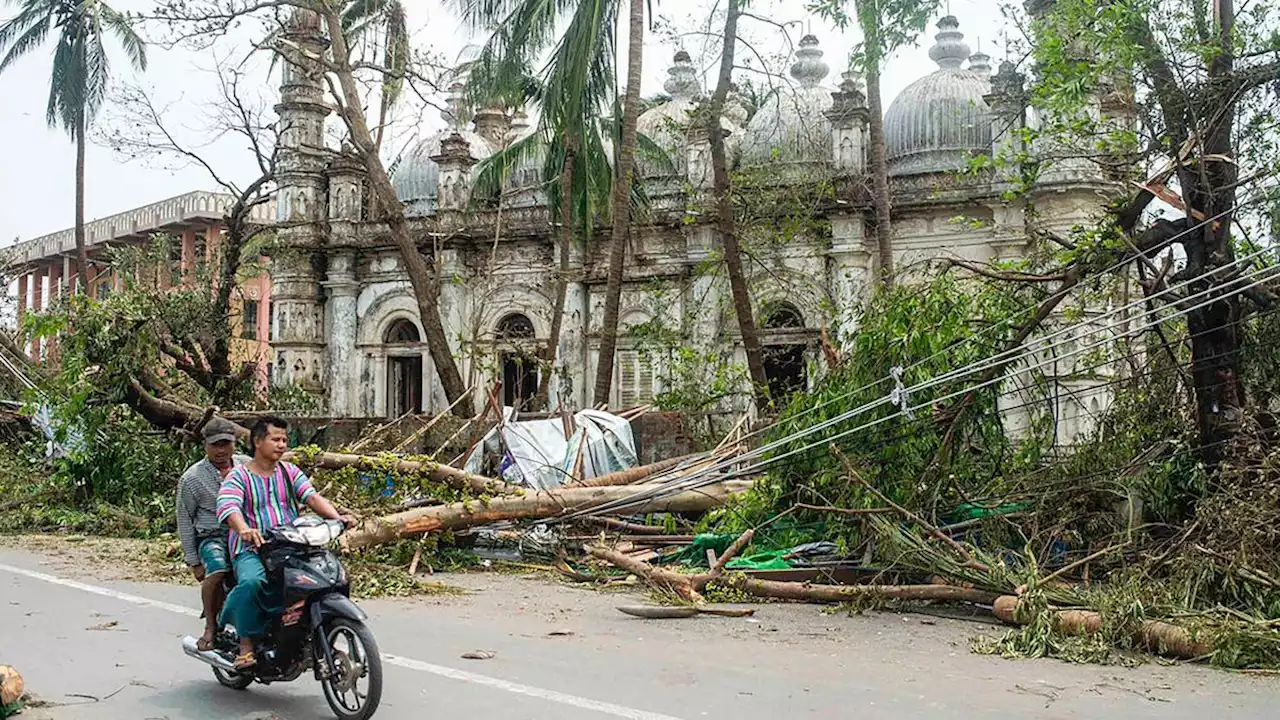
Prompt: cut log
<box><xmin>343</xmin><ymin>481</ymin><xmax>751</xmax><ymax>550</ymax></box>
<box><xmin>0</xmin><ymin>665</ymin><xmax>23</xmax><ymax>706</ymax></box>
<box><xmin>285</xmin><ymin>451</ymin><xmax>514</xmax><ymax>495</ymax></box>
<box><xmin>731</xmin><ymin>577</ymin><xmax>1000</xmax><ymax>605</ymax></box>
<box><xmin>991</xmin><ymin>596</ymin><xmax>1213</xmax><ymax>660</ymax></box>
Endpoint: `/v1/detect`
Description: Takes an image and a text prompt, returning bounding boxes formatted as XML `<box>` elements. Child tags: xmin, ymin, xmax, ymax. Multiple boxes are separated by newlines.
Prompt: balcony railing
<box><xmin>3</xmin><ymin>190</ymin><xmax>277</xmax><ymax>268</ymax></box>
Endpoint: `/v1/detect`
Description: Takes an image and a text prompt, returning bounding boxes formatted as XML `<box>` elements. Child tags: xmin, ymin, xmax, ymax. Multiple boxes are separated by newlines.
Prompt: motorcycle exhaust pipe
<box><xmin>181</xmin><ymin>635</ymin><xmax>237</xmax><ymax>672</ymax></box>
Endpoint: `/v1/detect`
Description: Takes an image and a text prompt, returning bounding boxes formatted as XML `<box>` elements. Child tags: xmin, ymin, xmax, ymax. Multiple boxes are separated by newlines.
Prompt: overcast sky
<box><xmin>0</xmin><ymin>0</ymin><xmax>1006</xmax><ymax>246</ymax></box>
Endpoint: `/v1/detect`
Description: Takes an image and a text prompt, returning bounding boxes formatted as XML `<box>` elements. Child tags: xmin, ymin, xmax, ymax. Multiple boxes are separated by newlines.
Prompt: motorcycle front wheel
<box><xmin>319</xmin><ymin>618</ymin><xmax>383</xmax><ymax>720</ymax></box>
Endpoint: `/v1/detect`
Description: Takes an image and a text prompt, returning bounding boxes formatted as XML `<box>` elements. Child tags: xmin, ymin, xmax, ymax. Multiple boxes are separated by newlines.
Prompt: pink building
<box><xmin>5</xmin><ymin>191</ymin><xmax>276</xmax><ymax>385</ymax></box>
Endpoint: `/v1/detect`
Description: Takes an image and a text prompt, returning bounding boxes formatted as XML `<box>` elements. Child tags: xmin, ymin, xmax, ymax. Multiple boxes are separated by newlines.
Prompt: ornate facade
<box><xmin>272</xmin><ymin>12</ymin><xmax>1125</xmax><ymax>440</ymax></box>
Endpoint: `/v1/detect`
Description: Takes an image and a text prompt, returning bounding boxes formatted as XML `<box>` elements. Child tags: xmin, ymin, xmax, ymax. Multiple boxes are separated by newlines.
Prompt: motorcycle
<box><xmin>181</xmin><ymin>515</ymin><xmax>383</xmax><ymax>720</ymax></box>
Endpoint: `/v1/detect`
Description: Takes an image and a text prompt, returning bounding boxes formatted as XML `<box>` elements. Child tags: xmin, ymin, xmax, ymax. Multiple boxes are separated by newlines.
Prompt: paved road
<box><xmin>3</xmin><ymin>546</ymin><xmax>1279</xmax><ymax>719</ymax></box>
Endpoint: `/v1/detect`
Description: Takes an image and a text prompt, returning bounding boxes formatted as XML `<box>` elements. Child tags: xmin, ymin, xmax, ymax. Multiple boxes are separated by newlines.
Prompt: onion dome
<box><xmin>635</xmin><ymin>50</ymin><xmax>700</xmax><ymax>177</ymax></box>
<box><xmin>739</xmin><ymin>34</ymin><xmax>834</xmax><ymax>166</ymax></box>
<box><xmin>882</xmin><ymin>15</ymin><xmax>992</xmax><ymax>176</ymax></box>
<box><xmin>392</xmin><ymin>84</ymin><xmax>494</xmax><ymax>216</ymax></box>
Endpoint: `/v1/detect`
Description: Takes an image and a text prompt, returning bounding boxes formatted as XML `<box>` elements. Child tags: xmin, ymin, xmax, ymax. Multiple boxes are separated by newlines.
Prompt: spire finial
<box><xmin>791</xmin><ymin>34</ymin><xmax>830</xmax><ymax>88</ymax></box>
<box><xmin>928</xmin><ymin>15</ymin><xmax>970</xmax><ymax>70</ymax></box>
<box><xmin>663</xmin><ymin>50</ymin><xmax>698</xmax><ymax>100</ymax></box>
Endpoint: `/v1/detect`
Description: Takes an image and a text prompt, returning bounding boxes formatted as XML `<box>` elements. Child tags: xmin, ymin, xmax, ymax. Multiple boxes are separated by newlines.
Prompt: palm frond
<box><xmin>81</xmin><ymin>31</ymin><xmax>110</xmax><ymax>121</ymax></box>
<box><xmin>99</xmin><ymin>5</ymin><xmax>147</xmax><ymax>72</ymax></box>
<box><xmin>0</xmin><ymin>2</ymin><xmax>54</xmax><ymax>72</ymax></box>
<box><xmin>471</xmin><ymin>129</ymin><xmax>549</xmax><ymax>204</ymax></box>
<box><xmin>46</xmin><ymin>27</ymin><xmax>76</xmax><ymax>132</ymax></box>
<box><xmin>634</xmin><ymin>129</ymin><xmax>675</xmax><ymax>176</ymax></box>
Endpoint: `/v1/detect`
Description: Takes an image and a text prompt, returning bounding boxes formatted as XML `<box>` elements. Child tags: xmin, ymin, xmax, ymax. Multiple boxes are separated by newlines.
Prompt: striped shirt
<box><xmin>216</xmin><ymin>461</ymin><xmax>318</xmax><ymax>557</ymax></box>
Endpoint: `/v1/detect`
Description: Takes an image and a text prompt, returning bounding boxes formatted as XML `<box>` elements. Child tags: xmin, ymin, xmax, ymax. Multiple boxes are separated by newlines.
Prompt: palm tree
<box><xmin>591</xmin><ymin>0</ymin><xmax>645</xmax><ymax>406</ymax></box>
<box><xmin>453</xmin><ymin>0</ymin><xmax>647</xmax><ymax>408</ymax></box>
<box><xmin>0</xmin><ymin>0</ymin><xmax>147</xmax><ymax>297</ymax></box>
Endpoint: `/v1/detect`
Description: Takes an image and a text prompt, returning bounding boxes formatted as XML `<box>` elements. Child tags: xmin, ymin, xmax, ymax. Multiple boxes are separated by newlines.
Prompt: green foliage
<box><xmin>713</xmin><ymin>271</ymin><xmax>1046</xmax><ymax>538</ymax></box>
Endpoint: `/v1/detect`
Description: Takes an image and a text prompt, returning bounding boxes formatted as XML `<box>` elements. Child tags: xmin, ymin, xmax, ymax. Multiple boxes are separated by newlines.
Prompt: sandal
<box><xmin>196</xmin><ymin>634</ymin><xmax>216</xmax><ymax>652</ymax></box>
<box><xmin>233</xmin><ymin>652</ymin><xmax>257</xmax><ymax>671</ymax></box>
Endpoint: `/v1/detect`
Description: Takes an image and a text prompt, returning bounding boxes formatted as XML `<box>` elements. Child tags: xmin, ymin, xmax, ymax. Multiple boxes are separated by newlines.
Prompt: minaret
<box><xmin>271</xmin><ymin>9</ymin><xmax>331</xmax><ymax>392</ymax></box>
<box><xmin>323</xmin><ymin>144</ymin><xmax>364</xmax><ymax>416</ymax></box>
<box><xmin>825</xmin><ymin>71</ymin><xmax>869</xmax><ymax>174</ymax></box>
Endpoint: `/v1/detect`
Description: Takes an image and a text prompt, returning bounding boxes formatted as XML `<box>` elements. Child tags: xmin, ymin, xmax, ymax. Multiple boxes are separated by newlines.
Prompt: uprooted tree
<box><xmin>19</xmin><ymin>58</ymin><xmax>282</xmax><ymax>437</ymax></box>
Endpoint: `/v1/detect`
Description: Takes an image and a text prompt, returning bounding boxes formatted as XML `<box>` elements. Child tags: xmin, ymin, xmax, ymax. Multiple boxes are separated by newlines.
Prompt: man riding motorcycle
<box><xmin>216</xmin><ymin>415</ymin><xmax>353</xmax><ymax>671</ymax></box>
<box><xmin>176</xmin><ymin>417</ymin><xmax>249</xmax><ymax>651</ymax></box>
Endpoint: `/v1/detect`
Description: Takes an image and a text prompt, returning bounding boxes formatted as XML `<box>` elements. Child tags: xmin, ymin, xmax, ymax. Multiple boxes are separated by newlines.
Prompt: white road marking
<box><xmin>0</xmin><ymin>560</ymin><xmax>688</xmax><ymax>720</ymax></box>
<box><xmin>383</xmin><ymin>654</ymin><xmax>686</xmax><ymax>720</ymax></box>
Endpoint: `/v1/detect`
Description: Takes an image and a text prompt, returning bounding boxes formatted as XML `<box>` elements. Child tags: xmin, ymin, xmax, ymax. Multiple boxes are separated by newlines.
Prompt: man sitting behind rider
<box><xmin>177</xmin><ymin>417</ymin><xmax>249</xmax><ymax>651</ymax></box>
<box><xmin>216</xmin><ymin>415</ymin><xmax>352</xmax><ymax>670</ymax></box>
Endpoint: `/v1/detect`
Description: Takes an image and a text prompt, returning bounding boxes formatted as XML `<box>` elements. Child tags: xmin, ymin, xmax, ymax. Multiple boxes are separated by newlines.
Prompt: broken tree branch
<box><xmin>344</xmin><ymin>481</ymin><xmax>751</xmax><ymax>550</ymax></box>
<box><xmin>729</xmin><ymin>577</ymin><xmax>1000</xmax><ymax>605</ymax></box>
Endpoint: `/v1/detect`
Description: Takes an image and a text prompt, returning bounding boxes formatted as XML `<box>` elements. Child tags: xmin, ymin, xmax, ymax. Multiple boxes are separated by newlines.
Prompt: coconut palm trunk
<box><xmin>538</xmin><ymin>141</ymin><xmax>576</xmax><ymax>407</ymax></box>
<box><xmin>75</xmin><ymin>110</ymin><xmax>90</xmax><ymax>296</ymax></box>
<box><xmin>592</xmin><ymin>0</ymin><xmax>645</xmax><ymax>406</ymax></box>
<box><xmin>708</xmin><ymin>0</ymin><xmax>768</xmax><ymax>409</ymax></box>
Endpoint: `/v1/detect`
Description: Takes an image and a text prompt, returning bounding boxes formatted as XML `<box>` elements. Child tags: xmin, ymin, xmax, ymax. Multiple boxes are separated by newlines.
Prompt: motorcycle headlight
<box><xmin>309</xmin><ymin>554</ymin><xmax>340</xmax><ymax>582</ymax></box>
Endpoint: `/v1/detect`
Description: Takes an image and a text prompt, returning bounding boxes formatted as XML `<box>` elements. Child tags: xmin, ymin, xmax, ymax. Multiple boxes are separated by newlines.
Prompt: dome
<box><xmin>636</xmin><ymin>51</ymin><xmax>700</xmax><ymax>177</ymax></box>
<box><xmin>883</xmin><ymin>16</ymin><xmax>992</xmax><ymax>177</ymax></box>
<box><xmin>392</xmin><ymin>85</ymin><xmax>494</xmax><ymax>216</ymax></box>
<box><xmin>739</xmin><ymin>35</ymin><xmax>833</xmax><ymax>166</ymax></box>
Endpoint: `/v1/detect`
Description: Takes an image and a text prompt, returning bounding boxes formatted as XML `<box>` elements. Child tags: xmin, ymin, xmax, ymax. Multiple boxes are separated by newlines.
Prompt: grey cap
<box><xmin>202</xmin><ymin>417</ymin><xmax>238</xmax><ymax>444</ymax></box>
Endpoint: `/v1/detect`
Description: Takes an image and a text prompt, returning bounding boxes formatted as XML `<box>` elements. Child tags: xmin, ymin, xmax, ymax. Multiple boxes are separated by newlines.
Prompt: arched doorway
<box><xmin>761</xmin><ymin>304</ymin><xmax>808</xmax><ymax>401</ymax></box>
<box><xmin>496</xmin><ymin>313</ymin><xmax>538</xmax><ymax>410</ymax></box>
<box><xmin>385</xmin><ymin>318</ymin><xmax>423</xmax><ymax>416</ymax></box>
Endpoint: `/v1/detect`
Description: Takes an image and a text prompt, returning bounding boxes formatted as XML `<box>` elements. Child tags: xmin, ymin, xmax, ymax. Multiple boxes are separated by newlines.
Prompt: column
<box><xmin>16</xmin><ymin>273</ymin><xmax>28</xmax><ymax>326</ymax></box>
<box><xmin>30</xmin><ymin>266</ymin><xmax>44</xmax><ymax>362</ymax></box>
<box><xmin>322</xmin><ymin>251</ymin><xmax>359</xmax><ymax>417</ymax></box>
<box><xmin>181</xmin><ymin>230</ymin><xmax>197</xmax><ymax>285</ymax></box>
<box><xmin>828</xmin><ymin>216</ymin><xmax>872</xmax><ymax>351</ymax></box>
<box><xmin>557</xmin><ymin>234</ymin><xmax>590</xmax><ymax>411</ymax></box>
<box><xmin>206</xmin><ymin>221</ymin><xmax>222</xmax><ymax>291</ymax></box>
<box><xmin>66</xmin><ymin>259</ymin><xmax>78</xmax><ymax>295</ymax></box>
<box><xmin>256</xmin><ymin>269</ymin><xmax>272</xmax><ymax>395</ymax></box>
<box><xmin>46</xmin><ymin>263</ymin><xmax>62</xmax><ymax>361</ymax></box>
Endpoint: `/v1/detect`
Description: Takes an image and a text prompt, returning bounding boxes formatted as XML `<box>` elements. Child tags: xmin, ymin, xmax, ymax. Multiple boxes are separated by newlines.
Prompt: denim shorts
<box><xmin>197</xmin><ymin>536</ymin><xmax>231</xmax><ymax>575</ymax></box>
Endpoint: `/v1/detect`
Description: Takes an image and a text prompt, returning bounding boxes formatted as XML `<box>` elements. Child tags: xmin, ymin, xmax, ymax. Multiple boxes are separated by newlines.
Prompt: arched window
<box><xmin>496</xmin><ymin>313</ymin><xmax>535</xmax><ymax>340</ymax></box>
<box><xmin>385</xmin><ymin>319</ymin><xmax>421</xmax><ymax>344</ymax></box>
<box><xmin>384</xmin><ymin>319</ymin><xmax>422</xmax><ymax>416</ymax></box>
<box><xmin>761</xmin><ymin>303</ymin><xmax>807</xmax><ymax>403</ymax></box>
<box><xmin>495</xmin><ymin>313</ymin><xmax>538</xmax><ymax>410</ymax></box>
<box><xmin>763</xmin><ymin>303</ymin><xmax>804</xmax><ymax>329</ymax></box>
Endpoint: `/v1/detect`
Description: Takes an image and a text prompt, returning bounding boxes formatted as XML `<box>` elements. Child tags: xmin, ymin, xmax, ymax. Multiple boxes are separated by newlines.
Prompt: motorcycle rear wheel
<box><xmin>319</xmin><ymin>618</ymin><xmax>383</xmax><ymax>720</ymax></box>
<box><xmin>212</xmin><ymin>666</ymin><xmax>253</xmax><ymax>690</ymax></box>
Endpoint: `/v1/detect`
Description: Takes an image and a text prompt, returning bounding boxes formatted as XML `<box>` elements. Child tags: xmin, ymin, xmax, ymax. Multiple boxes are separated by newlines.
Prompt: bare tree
<box><xmin>97</xmin><ymin>58</ymin><xmax>278</xmax><ymax>409</ymax></box>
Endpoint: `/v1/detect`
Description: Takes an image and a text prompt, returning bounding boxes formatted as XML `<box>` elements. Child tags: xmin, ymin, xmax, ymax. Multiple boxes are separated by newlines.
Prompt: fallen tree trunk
<box><xmin>564</xmin><ymin>454</ymin><xmax>702</xmax><ymax>488</ymax></box>
<box><xmin>991</xmin><ymin>596</ymin><xmax>1213</xmax><ymax>660</ymax></box>
<box><xmin>124</xmin><ymin>379</ymin><xmax>250</xmax><ymax>438</ymax></box>
<box><xmin>285</xmin><ymin>451</ymin><xmax>515</xmax><ymax>496</ymax></box>
<box><xmin>730</xmin><ymin>577</ymin><xmax>1001</xmax><ymax>605</ymax></box>
<box><xmin>344</xmin><ymin>481</ymin><xmax>752</xmax><ymax>550</ymax></box>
